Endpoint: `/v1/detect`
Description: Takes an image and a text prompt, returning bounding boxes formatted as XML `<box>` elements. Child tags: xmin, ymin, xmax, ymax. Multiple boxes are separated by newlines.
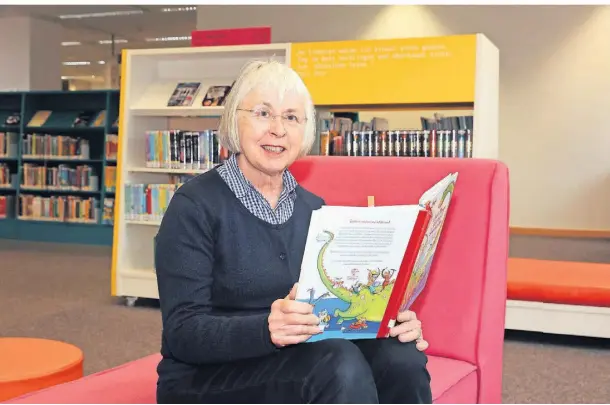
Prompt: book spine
<box><xmin>377</xmin><ymin>209</ymin><xmax>432</xmax><ymax>338</ymax></box>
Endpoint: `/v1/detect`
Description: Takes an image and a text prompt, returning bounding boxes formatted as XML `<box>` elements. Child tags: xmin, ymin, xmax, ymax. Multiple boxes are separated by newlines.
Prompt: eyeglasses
<box><xmin>237</xmin><ymin>107</ymin><xmax>306</xmax><ymax>127</ymax></box>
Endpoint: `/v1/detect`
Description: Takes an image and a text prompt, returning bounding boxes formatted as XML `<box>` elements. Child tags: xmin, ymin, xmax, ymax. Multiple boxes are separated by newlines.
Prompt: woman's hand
<box><xmin>389</xmin><ymin>310</ymin><xmax>429</xmax><ymax>351</ymax></box>
<box><xmin>268</xmin><ymin>283</ymin><xmax>322</xmax><ymax>347</ymax></box>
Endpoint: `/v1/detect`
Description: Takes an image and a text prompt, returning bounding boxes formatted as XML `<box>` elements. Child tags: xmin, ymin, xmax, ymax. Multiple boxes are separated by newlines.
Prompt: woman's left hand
<box><xmin>389</xmin><ymin>310</ymin><xmax>429</xmax><ymax>351</ymax></box>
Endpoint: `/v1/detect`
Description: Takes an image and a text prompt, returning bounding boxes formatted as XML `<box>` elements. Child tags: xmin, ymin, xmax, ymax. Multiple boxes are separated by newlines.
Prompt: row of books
<box><xmin>21</xmin><ymin>164</ymin><xmax>99</xmax><ymax>192</ymax></box>
<box><xmin>124</xmin><ymin>176</ymin><xmax>193</xmax><ymax>222</ymax></box>
<box><xmin>145</xmin><ymin>129</ymin><xmax>227</xmax><ymax>170</ymax></box>
<box><xmin>1</xmin><ymin>132</ymin><xmax>18</xmax><ymax>158</ymax></box>
<box><xmin>321</xmin><ymin>129</ymin><xmax>473</xmax><ymax>158</ymax></box>
<box><xmin>17</xmin><ymin>194</ymin><xmax>100</xmax><ymax>224</ymax></box>
<box><xmin>421</xmin><ymin>114</ymin><xmax>474</xmax><ymax>131</ymax></box>
<box><xmin>105</xmin><ymin>166</ymin><xmax>116</xmax><ymax>193</ymax></box>
<box><xmin>106</xmin><ymin>134</ymin><xmax>118</xmax><ymax>161</ymax></box>
<box><xmin>22</xmin><ymin>133</ymin><xmax>91</xmax><ymax>160</ymax></box>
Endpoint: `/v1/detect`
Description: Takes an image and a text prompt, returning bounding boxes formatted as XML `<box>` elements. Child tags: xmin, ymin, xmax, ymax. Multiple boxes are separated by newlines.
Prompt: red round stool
<box><xmin>0</xmin><ymin>337</ymin><xmax>84</xmax><ymax>402</ymax></box>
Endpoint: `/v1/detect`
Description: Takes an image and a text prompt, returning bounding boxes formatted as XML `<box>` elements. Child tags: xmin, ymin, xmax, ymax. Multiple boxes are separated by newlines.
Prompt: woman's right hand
<box><xmin>268</xmin><ymin>283</ymin><xmax>322</xmax><ymax>347</ymax></box>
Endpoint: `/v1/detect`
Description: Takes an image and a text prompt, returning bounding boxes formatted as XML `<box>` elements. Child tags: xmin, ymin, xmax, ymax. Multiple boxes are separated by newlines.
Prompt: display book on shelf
<box><xmin>0</xmin><ymin>90</ymin><xmax>119</xmax><ymax>244</ymax></box>
<box><xmin>111</xmin><ymin>35</ymin><xmax>498</xmax><ymax>305</ymax></box>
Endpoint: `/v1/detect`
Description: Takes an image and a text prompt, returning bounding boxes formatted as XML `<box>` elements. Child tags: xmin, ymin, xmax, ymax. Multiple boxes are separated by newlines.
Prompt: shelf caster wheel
<box><xmin>125</xmin><ymin>296</ymin><xmax>138</xmax><ymax>307</ymax></box>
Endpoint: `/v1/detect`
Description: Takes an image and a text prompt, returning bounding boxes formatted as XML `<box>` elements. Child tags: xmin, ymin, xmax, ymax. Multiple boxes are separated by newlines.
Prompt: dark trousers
<box><xmin>157</xmin><ymin>338</ymin><xmax>432</xmax><ymax>404</ymax></box>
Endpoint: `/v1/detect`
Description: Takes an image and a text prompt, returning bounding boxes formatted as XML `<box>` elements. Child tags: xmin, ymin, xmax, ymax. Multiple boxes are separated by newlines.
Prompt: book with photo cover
<box><xmin>201</xmin><ymin>84</ymin><xmax>232</xmax><ymax>107</ymax></box>
<box><xmin>295</xmin><ymin>172</ymin><xmax>457</xmax><ymax>342</ymax></box>
<box><xmin>167</xmin><ymin>82</ymin><xmax>201</xmax><ymax>107</ymax></box>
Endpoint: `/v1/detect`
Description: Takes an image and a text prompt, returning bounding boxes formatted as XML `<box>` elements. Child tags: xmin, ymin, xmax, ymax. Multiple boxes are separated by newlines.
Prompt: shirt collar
<box><xmin>224</xmin><ymin>153</ymin><xmax>298</xmax><ymax>198</ymax></box>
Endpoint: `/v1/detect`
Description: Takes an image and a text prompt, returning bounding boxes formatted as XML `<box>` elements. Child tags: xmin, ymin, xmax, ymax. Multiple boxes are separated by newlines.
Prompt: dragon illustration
<box><xmin>316</xmin><ymin>230</ymin><xmax>395</xmax><ymax>324</ymax></box>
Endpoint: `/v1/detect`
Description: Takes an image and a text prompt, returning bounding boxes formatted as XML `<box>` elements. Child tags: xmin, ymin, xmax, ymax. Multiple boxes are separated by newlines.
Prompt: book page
<box><xmin>400</xmin><ymin>173</ymin><xmax>458</xmax><ymax>311</ymax></box>
<box><xmin>296</xmin><ymin>205</ymin><xmax>421</xmax><ymax>341</ymax></box>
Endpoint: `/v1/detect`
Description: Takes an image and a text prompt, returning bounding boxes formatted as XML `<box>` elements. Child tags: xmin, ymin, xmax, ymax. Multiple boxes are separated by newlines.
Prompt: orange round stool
<box><xmin>0</xmin><ymin>337</ymin><xmax>84</xmax><ymax>402</ymax></box>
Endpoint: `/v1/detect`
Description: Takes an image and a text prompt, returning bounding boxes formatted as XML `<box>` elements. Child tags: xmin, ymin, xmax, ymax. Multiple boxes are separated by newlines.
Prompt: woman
<box><xmin>154</xmin><ymin>59</ymin><xmax>432</xmax><ymax>404</ymax></box>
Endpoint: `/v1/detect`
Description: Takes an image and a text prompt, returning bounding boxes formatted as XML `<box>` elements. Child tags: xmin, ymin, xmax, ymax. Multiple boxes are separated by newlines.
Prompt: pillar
<box><xmin>0</xmin><ymin>16</ymin><xmax>62</xmax><ymax>91</ymax></box>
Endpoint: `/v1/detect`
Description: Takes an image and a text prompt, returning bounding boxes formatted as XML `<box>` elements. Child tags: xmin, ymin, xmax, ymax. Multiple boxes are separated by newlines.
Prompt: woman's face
<box><xmin>236</xmin><ymin>86</ymin><xmax>306</xmax><ymax>177</ymax></box>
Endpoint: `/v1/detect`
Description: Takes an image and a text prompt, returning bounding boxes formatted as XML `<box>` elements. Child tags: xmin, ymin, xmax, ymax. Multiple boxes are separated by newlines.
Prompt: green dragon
<box><xmin>316</xmin><ymin>230</ymin><xmax>395</xmax><ymax>324</ymax></box>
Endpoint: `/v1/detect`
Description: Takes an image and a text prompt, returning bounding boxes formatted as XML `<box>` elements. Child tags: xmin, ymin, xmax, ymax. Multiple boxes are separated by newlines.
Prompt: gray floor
<box><xmin>1</xmin><ymin>236</ymin><xmax>610</xmax><ymax>403</ymax></box>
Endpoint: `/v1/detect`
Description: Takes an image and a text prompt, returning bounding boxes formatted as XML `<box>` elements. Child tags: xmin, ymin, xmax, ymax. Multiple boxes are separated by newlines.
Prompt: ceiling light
<box><xmin>145</xmin><ymin>36</ymin><xmax>192</xmax><ymax>42</ymax></box>
<box><xmin>63</xmin><ymin>61</ymin><xmax>91</xmax><ymax>66</ymax></box>
<box><xmin>161</xmin><ymin>7</ymin><xmax>196</xmax><ymax>12</ymax></box>
<box><xmin>98</xmin><ymin>39</ymin><xmax>128</xmax><ymax>45</ymax></box>
<box><xmin>61</xmin><ymin>41</ymin><xmax>81</xmax><ymax>46</ymax></box>
<box><xmin>98</xmin><ymin>60</ymin><xmax>106</xmax><ymax>65</ymax></box>
<box><xmin>58</xmin><ymin>10</ymin><xmax>144</xmax><ymax>19</ymax></box>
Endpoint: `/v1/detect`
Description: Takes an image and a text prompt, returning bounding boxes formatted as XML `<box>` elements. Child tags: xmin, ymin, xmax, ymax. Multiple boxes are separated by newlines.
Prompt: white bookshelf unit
<box><xmin>111</xmin><ymin>43</ymin><xmax>291</xmax><ymax>305</ymax></box>
<box><xmin>111</xmin><ymin>35</ymin><xmax>500</xmax><ymax>306</ymax></box>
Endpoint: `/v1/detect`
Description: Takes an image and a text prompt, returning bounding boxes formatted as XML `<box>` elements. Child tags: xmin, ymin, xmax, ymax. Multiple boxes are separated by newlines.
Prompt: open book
<box><xmin>295</xmin><ymin>172</ymin><xmax>457</xmax><ymax>342</ymax></box>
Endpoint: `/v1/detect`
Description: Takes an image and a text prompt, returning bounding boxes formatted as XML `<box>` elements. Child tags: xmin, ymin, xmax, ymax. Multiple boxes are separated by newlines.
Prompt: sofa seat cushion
<box><xmin>5</xmin><ymin>355</ymin><xmax>161</xmax><ymax>404</ymax></box>
<box><xmin>428</xmin><ymin>355</ymin><xmax>477</xmax><ymax>403</ymax></box>
<box><xmin>508</xmin><ymin>257</ymin><xmax>610</xmax><ymax>306</ymax></box>
<box><xmin>7</xmin><ymin>354</ymin><xmax>477</xmax><ymax>404</ymax></box>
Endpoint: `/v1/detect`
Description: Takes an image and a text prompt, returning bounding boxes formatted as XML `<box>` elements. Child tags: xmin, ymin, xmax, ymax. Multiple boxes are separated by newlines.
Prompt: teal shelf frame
<box><xmin>0</xmin><ymin>89</ymin><xmax>120</xmax><ymax>246</ymax></box>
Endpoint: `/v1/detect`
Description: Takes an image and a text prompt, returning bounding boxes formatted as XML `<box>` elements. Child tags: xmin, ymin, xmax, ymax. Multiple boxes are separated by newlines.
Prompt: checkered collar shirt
<box><xmin>216</xmin><ymin>153</ymin><xmax>299</xmax><ymax>225</ymax></box>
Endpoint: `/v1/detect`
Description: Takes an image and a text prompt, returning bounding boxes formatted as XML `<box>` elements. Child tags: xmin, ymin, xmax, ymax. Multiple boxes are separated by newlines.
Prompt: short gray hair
<box><xmin>218</xmin><ymin>59</ymin><xmax>316</xmax><ymax>158</ymax></box>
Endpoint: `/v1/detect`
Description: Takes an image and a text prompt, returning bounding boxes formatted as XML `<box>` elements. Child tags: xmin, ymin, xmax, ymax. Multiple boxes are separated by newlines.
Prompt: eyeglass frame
<box><xmin>237</xmin><ymin>107</ymin><xmax>308</xmax><ymax>127</ymax></box>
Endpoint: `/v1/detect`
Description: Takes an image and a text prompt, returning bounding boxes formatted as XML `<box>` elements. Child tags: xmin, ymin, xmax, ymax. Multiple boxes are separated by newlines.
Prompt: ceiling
<box><xmin>0</xmin><ymin>4</ymin><xmax>198</xmax><ymax>80</ymax></box>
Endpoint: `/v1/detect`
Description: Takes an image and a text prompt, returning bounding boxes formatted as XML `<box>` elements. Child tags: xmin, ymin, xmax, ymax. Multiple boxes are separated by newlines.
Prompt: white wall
<box><xmin>197</xmin><ymin>5</ymin><xmax>610</xmax><ymax>231</ymax></box>
<box><xmin>0</xmin><ymin>16</ymin><xmax>61</xmax><ymax>91</ymax></box>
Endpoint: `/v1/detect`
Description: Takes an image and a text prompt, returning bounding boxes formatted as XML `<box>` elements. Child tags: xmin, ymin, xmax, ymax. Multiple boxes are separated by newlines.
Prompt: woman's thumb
<box><xmin>286</xmin><ymin>283</ymin><xmax>298</xmax><ymax>300</ymax></box>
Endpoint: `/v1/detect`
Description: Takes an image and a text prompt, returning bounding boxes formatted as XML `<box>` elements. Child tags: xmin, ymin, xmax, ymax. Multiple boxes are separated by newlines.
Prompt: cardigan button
<box><xmin>279</xmin><ymin>253</ymin><xmax>286</xmax><ymax>260</ymax></box>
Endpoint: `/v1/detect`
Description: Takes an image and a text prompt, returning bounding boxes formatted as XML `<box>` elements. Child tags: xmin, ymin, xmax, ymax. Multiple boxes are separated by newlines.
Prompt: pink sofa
<box><xmin>7</xmin><ymin>156</ymin><xmax>509</xmax><ymax>404</ymax></box>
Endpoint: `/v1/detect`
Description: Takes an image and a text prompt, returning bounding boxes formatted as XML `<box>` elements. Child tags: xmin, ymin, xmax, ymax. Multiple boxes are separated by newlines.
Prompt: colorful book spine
<box><xmin>0</xmin><ymin>132</ymin><xmax>19</xmax><ymax>158</ymax></box>
<box><xmin>0</xmin><ymin>164</ymin><xmax>16</xmax><ymax>188</ymax></box>
<box><xmin>0</xmin><ymin>195</ymin><xmax>14</xmax><ymax>219</ymax></box>
<box><xmin>105</xmin><ymin>134</ymin><xmax>118</xmax><ymax>160</ymax></box>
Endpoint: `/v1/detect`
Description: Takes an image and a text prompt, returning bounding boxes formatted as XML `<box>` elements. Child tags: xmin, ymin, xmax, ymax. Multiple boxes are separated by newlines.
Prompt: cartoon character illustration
<box><xmin>318</xmin><ymin>309</ymin><xmax>331</xmax><ymax>330</ymax></box>
<box><xmin>381</xmin><ymin>268</ymin><xmax>396</xmax><ymax>289</ymax></box>
<box><xmin>366</xmin><ymin>269</ymin><xmax>383</xmax><ymax>294</ymax></box>
<box><xmin>315</xmin><ymin>230</ymin><xmax>396</xmax><ymax>325</ymax></box>
<box><xmin>349</xmin><ymin>317</ymin><xmax>368</xmax><ymax>330</ymax></box>
<box><xmin>307</xmin><ymin>288</ymin><xmax>330</xmax><ymax>306</ymax></box>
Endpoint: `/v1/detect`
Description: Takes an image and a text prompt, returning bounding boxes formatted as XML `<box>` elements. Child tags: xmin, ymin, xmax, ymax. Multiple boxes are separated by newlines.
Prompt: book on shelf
<box><xmin>295</xmin><ymin>172</ymin><xmax>457</xmax><ymax>342</ymax></box>
<box><xmin>201</xmin><ymin>84</ymin><xmax>232</xmax><ymax>107</ymax></box>
<box><xmin>124</xmin><ymin>175</ymin><xmax>195</xmax><ymax>222</ymax></box>
<box><xmin>27</xmin><ymin>111</ymin><xmax>52</xmax><ymax>127</ymax></box>
<box><xmin>145</xmin><ymin>129</ymin><xmax>228</xmax><ymax>170</ymax></box>
<box><xmin>0</xmin><ymin>195</ymin><xmax>14</xmax><ymax>219</ymax></box>
<box><xmin>102</xmin><ymin>198</ymin><xmax>115</xmax><ymax>225</ymax></box>
<box><xmin>167</xmin><ymin>82</ymin><xmax>201</xmax><ymax>107</ymax></box>
<box><xmin>0</xmin><ymin>132</ymin><xmax>18</xmax><ymax>158</ymax></box>
<box><xmin>18</xmin><ymin>194</ymin><xmax>100</xmax><ymax>224</ymax></box>
<box><xmin>0</xmin><ymin>164</ymin><xmax>16</xmax><ymax>188</ymax></box>
<box><xmin>72</xmin><ymin>110</ymin><xmax>97</xmax><ymax>128</ymax></box>
<box><xmin>105</xmin><ymin>134</ymin><xmax>118</xmax><ymax>160</ymax></box>
<box><xmin>104</xmin><ymin>166</ymin><xmax>116</xmax><ymax>193</ymax></box>
<box><xmin>4</xmin><ymin>112</ymin><xmax>20</xmax><ymax>126</ymax></box>
<box><xmin>91</xmin><ymin>110</ymin><xmax>107</xmax><ymax>127</ymax></box>
<box><xmin>22</xmin><ymin>133</ymin><xmax>90</xmax><ymax>160</ymax></box>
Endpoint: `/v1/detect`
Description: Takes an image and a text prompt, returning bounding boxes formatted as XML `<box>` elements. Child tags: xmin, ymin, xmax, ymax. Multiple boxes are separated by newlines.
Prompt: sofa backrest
<box><xmin>290</xmin><ymin>156</ymin><xmax>509</xmax><ymax>366</ymax></box>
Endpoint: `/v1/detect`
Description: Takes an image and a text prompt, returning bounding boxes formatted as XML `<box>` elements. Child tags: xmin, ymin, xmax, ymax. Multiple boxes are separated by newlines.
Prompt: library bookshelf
<box><xmin>111</xmin><ymin>35</ymin><xmax>499</xmax><ymax>306</ymax></box>
<box><xmin>0</xmin><ymin>89</ymin><xmax>119</xmax><ymax>245</ymax></box>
